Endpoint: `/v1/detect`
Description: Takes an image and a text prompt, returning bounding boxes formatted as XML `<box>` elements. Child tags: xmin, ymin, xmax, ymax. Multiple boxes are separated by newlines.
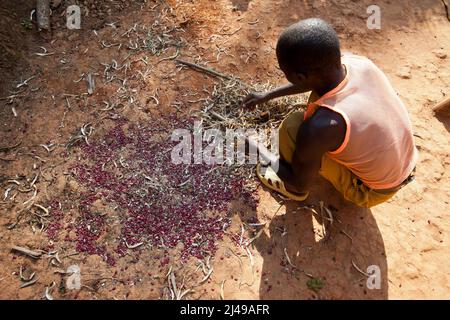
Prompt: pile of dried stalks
<box><xmin>198</xmin><ymin>79</ymin><xmax>308</xmax><ymax>132</ymax></box>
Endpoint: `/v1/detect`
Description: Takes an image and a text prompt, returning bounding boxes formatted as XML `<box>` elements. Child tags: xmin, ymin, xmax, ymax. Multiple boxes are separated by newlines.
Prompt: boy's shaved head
<box><xmin>276</xmin><ymin>18</ymin><xmax>341</xmax><ymax>74</ymax></box>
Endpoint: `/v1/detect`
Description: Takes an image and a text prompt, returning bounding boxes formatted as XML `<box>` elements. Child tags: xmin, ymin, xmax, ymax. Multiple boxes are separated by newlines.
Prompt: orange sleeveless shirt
<box><xmin>305</xmin><ymin>54</ymin><xmax>418</xmax><ymax>190</ymax></box>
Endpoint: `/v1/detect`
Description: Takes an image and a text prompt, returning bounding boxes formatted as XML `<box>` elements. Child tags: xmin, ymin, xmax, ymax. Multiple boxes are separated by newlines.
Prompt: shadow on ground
<box><xmin>436</xmin><ymin>114</ymin><xmax>450</xmax><ymax>133</ymax></box>
<box><xmin>250</xmin><ymin>176</ymin><xmax>388</xmax><ymax>299</ymax></box>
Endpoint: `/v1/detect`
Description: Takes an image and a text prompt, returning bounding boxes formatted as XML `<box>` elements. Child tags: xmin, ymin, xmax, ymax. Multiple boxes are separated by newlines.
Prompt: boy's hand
<box><xmin>243</xmin><ymin>83</ymin><xmax>304</xmax><ymax>108</ymax></box>
<box><xmin>243</xmin><ymin>92</ymin><xmax>268</xmax><ymax>108</ymax></box>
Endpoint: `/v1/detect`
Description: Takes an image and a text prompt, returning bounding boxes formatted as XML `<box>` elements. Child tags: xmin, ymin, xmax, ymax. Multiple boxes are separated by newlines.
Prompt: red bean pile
<box><xmin>53</xmin><ymin>115</ymin><xmax>258</xmax><ymax>266</ymax></box>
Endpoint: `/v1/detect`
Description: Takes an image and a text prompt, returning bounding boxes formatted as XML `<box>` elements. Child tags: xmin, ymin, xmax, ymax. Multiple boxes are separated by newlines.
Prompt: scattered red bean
<box><xmin>47</xmin><ymin>115</ymin><xmax>259</xmax><ymax>266</ymax></box>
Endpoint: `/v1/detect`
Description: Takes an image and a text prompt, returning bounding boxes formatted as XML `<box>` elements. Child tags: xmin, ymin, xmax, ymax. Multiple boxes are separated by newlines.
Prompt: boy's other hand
<box><xmin>243</xmin><ymin>92</ymin><xmax>268</xmax><ymax>108</ymax></box>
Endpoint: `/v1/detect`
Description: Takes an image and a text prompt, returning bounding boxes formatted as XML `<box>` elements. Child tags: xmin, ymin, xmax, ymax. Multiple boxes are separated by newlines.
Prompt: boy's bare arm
<box><xmin>243</xmin><ymin>83</ymin><xmax>305</xmax><ymax>108</ymax></box>
<box><xmin>277</xmin><ymin>108</ymin><xmax>346</xmax><ymax>193</ymax></box>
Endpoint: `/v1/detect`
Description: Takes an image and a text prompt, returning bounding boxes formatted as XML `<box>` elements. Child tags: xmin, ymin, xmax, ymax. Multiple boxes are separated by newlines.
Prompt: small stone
<box><xmin>433</xmin><ymin>49</ymin><xmax>447</xmax><ymax>59</ymax></box>
<box><xmin>396</xmin><ymin>66</ymin><xmax>412</xmax><ymax>79</ymax></box>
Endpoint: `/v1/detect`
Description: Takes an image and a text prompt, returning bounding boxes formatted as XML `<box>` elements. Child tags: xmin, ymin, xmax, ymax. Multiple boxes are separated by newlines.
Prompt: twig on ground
<box><xmin>11</xmin><ymin>245</ymin><xmax>43</xmax><ymax>259</ymax></box>
<box><xmin>175</xmin><ymin>59</ymin><xmax>233</xmax><ymax>80</ymax></box>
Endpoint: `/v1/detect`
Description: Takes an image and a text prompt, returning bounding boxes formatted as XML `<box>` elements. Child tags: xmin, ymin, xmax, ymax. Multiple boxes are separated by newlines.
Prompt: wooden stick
<box><xmin>11</xmin><ymin>245</ymin><xmax>43</xmax><ymax>259</ymax></box>
<box><xmin>36</xmin><ymin>0</ymin><xmax>51</xmax><ymax>30</ymax></box>
<box><xmin>175</xmin><ymin>59</ymin><xmax>232</xmax><ymax>80</ymax></box>
<box><xmin>433</xmin><ymin>96</ymin><xmax>450</xmax><ymax>116</ymax></box>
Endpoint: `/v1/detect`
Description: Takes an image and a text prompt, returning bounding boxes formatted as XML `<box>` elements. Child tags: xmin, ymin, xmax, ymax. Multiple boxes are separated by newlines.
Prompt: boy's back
<box><xmin>305</xmin><ymin>54</ymin><xmax>418</xmax><ymax>190</ymax></box>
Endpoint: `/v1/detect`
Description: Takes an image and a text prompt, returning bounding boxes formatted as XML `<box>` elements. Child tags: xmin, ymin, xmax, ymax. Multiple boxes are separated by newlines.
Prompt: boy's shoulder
<box><xmin>302</xmin><ymin>107</ymin><xmax>346</xmax><ymax>152</ymax></box>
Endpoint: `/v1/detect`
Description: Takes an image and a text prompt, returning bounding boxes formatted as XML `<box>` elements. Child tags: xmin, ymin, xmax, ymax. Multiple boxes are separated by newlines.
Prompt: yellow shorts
<box><xmin>279</xmin><ymin>110</ymin><xmax>397</xmax><ymax>208</ymax></box>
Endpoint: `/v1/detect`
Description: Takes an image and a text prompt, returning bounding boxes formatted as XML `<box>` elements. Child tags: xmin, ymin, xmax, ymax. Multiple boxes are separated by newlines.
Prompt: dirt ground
<box><xmin>0</xmin><ymin>0</ymin><xmax>449</xmax><ymax>300</ymax></box>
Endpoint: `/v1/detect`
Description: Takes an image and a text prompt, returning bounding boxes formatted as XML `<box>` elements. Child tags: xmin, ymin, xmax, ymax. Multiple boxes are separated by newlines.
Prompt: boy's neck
<box><xmin>313</xmin><ymin>64</ymin><xmax>347</xmax><ymax>97</ymax></box>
